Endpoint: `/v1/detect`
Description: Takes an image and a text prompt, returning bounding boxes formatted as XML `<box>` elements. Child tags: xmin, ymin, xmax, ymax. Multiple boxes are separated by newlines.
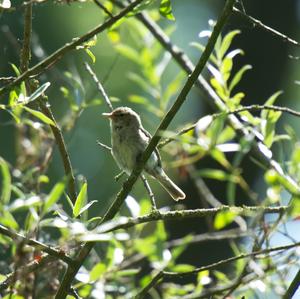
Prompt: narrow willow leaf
<box><xmin>85</xmin><ymin>49</ymin><xmax>96</xmax><ymax>64</ymax></box>
<box><xmin>115</xmin><ymin>44</ymin><xmax>140</xmax><ymax>64</ymax></box>
<box><xmin>23</xmin><ymin>106</ymin><xmax>56</xmax><ymax>126</ymax></box>
<box><xmin>43</xmin><ymin>181</ymin><xmax>66</xmax><ymax>214</ymax></box>
<box><xmin>73</xmin><ymin>182</ymin><xmax>87</xmax><ymax>218</ymax></box>
<box><xmin>10</xmin><ymin>63</ymin><xmax>20</xmax><ymax>76</ymax></box>
<box><xmin>78</xmin><ymin>200</ymin><xmax>97</xmax><ymax>217</ymax></box>
<box><xmin>218</xmin><ymin>30</ymin><xmax>241</xmax><ymax>60</ymax></box>
<box><xmin>229</xmin><ymin>65</ymin><xmax>252</xmax><ymax>92</ymax></box>
<box><xmin>0</xmin><ymin>157</ymin><xmax>11</xmax><ymax>204</ymax></box>
<box><xmin>261</xmin><ymin>90</ymin><xmax>283</xmax><ymax>119</ymax></box>
<box><xmin>17</xmin><ymin>82</ymin><xmax>51</xmax><ymax>106</ymax></box>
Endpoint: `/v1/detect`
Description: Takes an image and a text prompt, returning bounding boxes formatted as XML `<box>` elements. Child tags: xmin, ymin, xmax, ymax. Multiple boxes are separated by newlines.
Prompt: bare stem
<box><xmin>0</xmin><ymin>224</ymin><xmax>74</xmax><ymax>265</ymax></box>
<box><xmin>84</xmin><ymin>62</ymin><xmax>113</xmax><ymax>111</ymax></box>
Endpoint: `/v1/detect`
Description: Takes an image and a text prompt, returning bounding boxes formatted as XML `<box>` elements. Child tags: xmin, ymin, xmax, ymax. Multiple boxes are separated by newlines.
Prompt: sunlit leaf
<box><xmin>23</xmin><ymin>106</ymin><xmax>56</xmax><ymax>126</ymax></box>
<box><xmin>0</xmin><ymin>210</ymin><xmax>19</xmax><ymax>230</ymax></box>
<box><xmin>0</xmin><ymin>157</ymin><xmax>11</xmax><ymax>204</ymax></box>
<box><xmin>169</xmin><ymin>264</ymin><xmax>195</xmax><ymax>272</ymax></box>
<box><xmin>198</xmin><ymin>168</ymin><xmax>236</xmax><ymax>182</ymax></box>
<box><xmin>85</xmin><ymin>49</ymin><xmax>96</xmax><ymax>64</ymax></box>
<box><xmin>90</xmin><ymin>263</ymin><xmax>107</xmax><ymax>281</ymax></box>
<box><xmin>214</xmin><ymin>210</ymin><xmax>237</xmax><ymax>230</ymax></box>
<box><xmin>115</xmin><ymin>44</ymin><xmax>140</xmax><ymax>64</ymax></box>
<box><xmin>43</xmin><ymin>181</ymin><xmax>66</xmax><ymax>214</ymax></box>
<box><xmin>229</xmin><ymin>65</ymin><xmax>252</xmax><ymax>92</ymax></box>
<box><xmin>15</xmin><ymin>82</ymin><xmax>51</xmax><ymax>106</ymax></box>
<box><xmin>159</xmin><ymin>0</ymin><xmax>175</xmax><ymax>20</ymax></box>
<box><xmin>73</xmin><ymin>182</ymin><xmax>87</xmax><ymax>218</ymax></box>
<box><xmin>218</xmin><ymin>30</ymin><xmax>240</xmax><ymax>60</ymax></box>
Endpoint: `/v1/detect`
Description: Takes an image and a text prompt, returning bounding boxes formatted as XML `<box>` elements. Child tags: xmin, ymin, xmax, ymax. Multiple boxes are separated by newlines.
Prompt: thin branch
<box><xmin>167</xmin><ymin>228</ymin><xmax>252</xmax><ymax>248</ymax></box>
<box><xmin>159</xmin><ymin>104</ymin><xmax>300</xmax><ymax>148</ymax></box>
<box><xmin>84</xmin><ymin>62</ymin><xmax>113</xmax><ymax>111</ymax></box>
<box><xmin>163</xmin><ymin>242</ymin><xmax>300</xmax><ymax>278</ymax></box>
<box><xmin>39</xmin><ymin>99</ymin><xmax>77</xmax><ymax>204</ymax></box>
<box><xmin>96</xmin><ymin>140</ymin><xmax>111</xmax><ymax>151</ymax></box>
<box><xmin>135</xmin><ymin>241</ymin><xmax>300</xmax><ymax>296</ymax></box>
<box><xmin>96</xmin><ymin>205</ymin><xmax>287</xmax><ymax>233</ymax></box>
<box><xmin>233</xmin><ymin>7</ymin><xmax>300</xmax><ymax>48</ymax></box>
<box><xmin>140</xmin><ymin>174</ymin><xmax>157</xmax><ymax>210</ymax></box>
<box><xmin>0</xmin><ymin>255</ymin><xmax>56</xmax><ymax>292</ymax></box>
<box><xmin>135</xmin><ymin>271</ymin><xmax>164</xmax><ymax>299</ymax></box>
<box><xmin>0</xmin><ymin>0</ymin><xmax>145</xmax><ymax>96</ymax></box>
<box><xmin>93</xmin><ymin>0</ymin><xmax>113</xmax><ymax>17</ymax></box>
<box><xmin>0</xmin><ymin>224</ymin><xmax>74</xmax><ymax>265</ymax></box>
<box><xmin>20</xmin><ymin>3</ymin><xmax>32</xmax><ymax>75</ymax></box>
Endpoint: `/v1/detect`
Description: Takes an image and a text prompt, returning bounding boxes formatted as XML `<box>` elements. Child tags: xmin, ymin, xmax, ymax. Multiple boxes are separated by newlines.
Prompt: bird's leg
<box><xmin>115</xmin><ymin>171</ymin><xmax>125</xmax><ymax>182</ymax></box>
<box><xmin>140</xmin><ymin>174</ymin><xmax>157</xmax><ymax>210</ymax></box>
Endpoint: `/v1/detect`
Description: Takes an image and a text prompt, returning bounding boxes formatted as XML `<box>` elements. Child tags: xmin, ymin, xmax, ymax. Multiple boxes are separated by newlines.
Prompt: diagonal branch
<box><xmin>233</xmin><ymin>7</ymin><xmax>300</xmax><ymax>48</ymax></box>
<box><xmin>54</xmin><ymin>1</ymin><xmax>236</xmax><ymax>297</ymax></box>
<box><xmin>0</xmin><ymin>224</ymin><xmax>74</xmax><ymax>265</ymax></box>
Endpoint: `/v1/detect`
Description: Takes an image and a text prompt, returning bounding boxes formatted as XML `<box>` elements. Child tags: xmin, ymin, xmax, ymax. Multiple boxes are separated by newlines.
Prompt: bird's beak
<box><xmin>102</xmin><ymin>112</ymin><xmax>113</xmax><ymax>119</ymax></box>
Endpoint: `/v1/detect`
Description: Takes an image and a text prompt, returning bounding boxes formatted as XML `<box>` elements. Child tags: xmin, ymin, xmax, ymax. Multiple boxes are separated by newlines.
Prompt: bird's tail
<box><xmin>155</xmin><ymin>170</ymin><xmax>186</xmax><ymax>201</ymax></box>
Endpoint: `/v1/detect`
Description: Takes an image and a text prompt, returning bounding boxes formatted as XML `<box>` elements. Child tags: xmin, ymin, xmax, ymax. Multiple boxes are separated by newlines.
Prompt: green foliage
<box><xmin>0</xmin><ymin>1</ymin><xmax>298</xmax><ymax>298</ymax></box>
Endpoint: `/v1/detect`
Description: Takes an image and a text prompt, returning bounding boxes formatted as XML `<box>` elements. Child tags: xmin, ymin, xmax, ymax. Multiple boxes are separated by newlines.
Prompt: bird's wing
<box><xmin>140</xmin><ymin>127</ymin><xmax>162</xmax><ymax>167</ymax></box>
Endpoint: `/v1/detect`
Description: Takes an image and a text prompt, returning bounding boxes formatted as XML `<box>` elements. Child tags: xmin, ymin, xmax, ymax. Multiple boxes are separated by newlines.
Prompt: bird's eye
<box><xmin>119</xmin><ymin>113</ymin><xmax>124</xmax><ymax>117</ymax></box>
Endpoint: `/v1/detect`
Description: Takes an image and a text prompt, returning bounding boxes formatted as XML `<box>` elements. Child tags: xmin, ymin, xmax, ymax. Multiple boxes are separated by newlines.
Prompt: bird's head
<box><xmin>102</xmin><ymin>107</ymin><xmax>141</xmax><ymax>129</ymax></box>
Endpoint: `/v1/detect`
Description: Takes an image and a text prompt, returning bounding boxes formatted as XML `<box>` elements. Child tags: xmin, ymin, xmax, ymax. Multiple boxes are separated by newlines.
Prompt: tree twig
<box><xmin>93</xmin><ymin>0</ymin><xmax>113</xmax><ymax>17</ymax></box>
<box><xmin>84</xmin><ymin>62</ymin><xmax>113</xmax><ymax>111</ymax></box>
<box><xmin>0</xmin><ymin>224</ymin><xmax>74</xmax><ymax>265</ymax></box>
<box><xmin>159</xmin><ymin>104</ymin><xmax>300</xmax><ymax>148</ymax></box>
<box><xmin>96</xmin><ymin>205</ymin><xmax>288</xmax><ymax>233</ymax></box>
<box><xmin>233</xmin><ymin>7</ymin><xmax>300</xmax><ymax>48</ymax></box>
<box><xmin>39</xmin><ymin>98</ymin><xmax>77</xmax><ymax>204</ymax></box>
<box><xmin>140</xmin><ymin>174</ymin><xmax>157</xmax><ymax>210</ymax></box>
<box><xmin>0</xmin><ymin>255</ymin><xmax>56</xmax><ymax>292</ymax></box>
<box><xmin>135</xmin><ymin>241</ymin><xmax>300</xmax><ymax>297</ymax></box>
<box><xmin>0</xmin><ymin>0</ymin><xmax>146</xmax><ymax>96</ymax></box>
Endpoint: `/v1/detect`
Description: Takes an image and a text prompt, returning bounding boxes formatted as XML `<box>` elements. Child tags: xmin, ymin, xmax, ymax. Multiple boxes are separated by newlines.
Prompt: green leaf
<box><xmin>229</xmin><ymin>65</ymin><xmax>252</xmax><ymax>92</ymax></box>
<box><xmin>218</xmin><ymin>30</ymin><xmax>240</xmax><ymax>60</ymax></box>
<box><xmin>85</xmin><ymin>49</ymin><xmax>96</xmax><ymax>64</ymax></box>
<box><xmin>115</xmin><ymin>44</ymin><xmax>141</xmax><ymax>64</ymax></box>
<box><xmin>261</xmin><ymin>91</ymin><xmax>283</xmax><ymax>119</ymax></box>
<box><xmin>220</xmin><ymin>57</ymin><xmax>233</xmax><ymax>83</ymax></box>
<box><xmin>43</xmin><ymin>181</ymin><xmax>66</xmax><ymax>214</ymax></box>
<box><xmin>0</xmin><ymin>210</ymin><xmax>19</xmax><ymax>230</ymax></box>
<box><xmin>261</xmin><ymin>91</ymin><xmax>283</xmax><ymax>147</ymax></box>
<box><xmin>169</xmin><ymin>264</ymin><xmax>195</xmax><ymax>273</ymax></box>
<box><xmin>214</xmin><ymin>210</ymin><xmax>237</xmax><ymax>230</ymax></box>
<box><xmin>198</xmin><ymin>168</ymin><xmax>235</xmax><ymax>182</ymax></box>
<box><xmin>77</xmin><ymin>200</ymin><xmax>97</xmax><ymax>217</ymax></box>
<box><xmin>0</xmin><ymin>157</ymin><xmax>11</xmax><ymax>204</ymax></box>
<box><xmin>159</xmin><ymin>0</ymin><xmax>175</xmax><ymax>20</ymax></box>
<box><xmin>14</xmin><ymin>82</ymin><xmax>51</xmax><ymax>106</ymax></box>
<box><xmin>89</xmin><ymin>263</ymin><xmax>107</xmax><ymax>281</ymax></box>
<box><xmin>73</xmin><ymin>182</ymin><xmax>87</xmax><ymax>218</ymax></box>
<box><xmin>10</xmin><ymin>63</ymin><xmax>20</xmax><ymax>76</ymax></box>
<box><xmin>23</xmin><ymin>106</ymin><xmax>56</xmax><ymax>126</ymax></box>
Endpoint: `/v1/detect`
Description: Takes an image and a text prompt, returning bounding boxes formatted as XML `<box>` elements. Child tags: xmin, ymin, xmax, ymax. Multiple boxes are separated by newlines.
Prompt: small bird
<box><xmin>102</xmin><ymin>107</ymin><xmax>186</xmax><ymax>201</ymax></box>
